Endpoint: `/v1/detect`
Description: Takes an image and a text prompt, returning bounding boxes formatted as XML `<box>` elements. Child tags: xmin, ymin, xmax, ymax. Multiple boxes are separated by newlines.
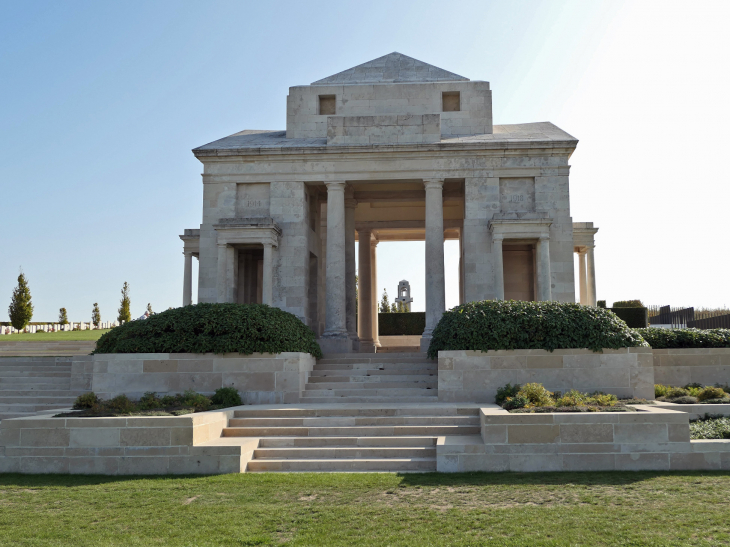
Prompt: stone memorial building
<box><xmin>180</xmin><ymin>53</ymin><xmax>599</xmax><ymax>353</ymax></box>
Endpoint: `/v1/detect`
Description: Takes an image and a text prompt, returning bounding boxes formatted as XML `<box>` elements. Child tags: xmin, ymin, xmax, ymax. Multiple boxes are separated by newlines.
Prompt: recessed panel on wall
<box><xmin>499</xmin><ymin>178</ymin><xmax>535</xmax><ymax>213</ymax></box>
<box><xmin>236</xmin><ymin>183</ymin><xmax>270</xmax><ymax>217</ymax></box>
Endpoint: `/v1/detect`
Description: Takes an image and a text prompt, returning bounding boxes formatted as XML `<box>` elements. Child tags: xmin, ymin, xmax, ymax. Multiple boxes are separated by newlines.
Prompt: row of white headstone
<box><xmin>0</xmin><ymin>321</ymin><xmax>122</xmax><ymax>335</ymax></box>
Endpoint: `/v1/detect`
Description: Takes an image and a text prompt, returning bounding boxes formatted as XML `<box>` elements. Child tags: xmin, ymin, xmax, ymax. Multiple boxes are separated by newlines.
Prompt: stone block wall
<box><xmin>87</xmin><ymin>352</ymin><xmax>315</xmax><ymax>404</ymax></box>
<box><xmin>438</xmin><ymin>348</ymin><xmax>654</xmax><ymax>403</ymax></box>
<box><xmin>327</xmin><ymin>114</ymin><xmax>441</xmax><ymax>145</ymax></box>
<box><xmin>653</xmin><ymin>348</ymin><xmax>730</xmax><ymax>387</ymax></box>
<box><xmin>437</xmin><ymin>406</ymin><xmax>730</xmax><ymax>472</ymax></box>
<box><xmin>0</xmin><ymin>408</ymin><xmax>252</xmax><ymax>475</ymax></box>
<box><xmin>287</xmin><ymin>81</ymin><xmax>492</xmax><ymax>139</ymax></box>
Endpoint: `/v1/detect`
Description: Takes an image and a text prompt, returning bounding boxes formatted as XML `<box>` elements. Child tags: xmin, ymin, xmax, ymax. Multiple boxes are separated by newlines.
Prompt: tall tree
<box><xmin>91</xmin><ymin>303</ymin><xmax>101</xmax><ymax>328</ymax></box>
<box><xmin>58</xmin><ymin>308</ymin><xmax>69</xmax><ymax>325</ymax></box>
<box><xmin>117</xmin><ymin>282</ymin><xmax>131</xmax><ymax>323</ymax></box>
<box><xmin>8</xmin><ymin>271</ymin><xmax>33</xmax><ymax>330</ymax></box>
<box><xmin>380</xmin><ymin>289</ymin><xmax>391</xmax><ymax>313</ymax></box>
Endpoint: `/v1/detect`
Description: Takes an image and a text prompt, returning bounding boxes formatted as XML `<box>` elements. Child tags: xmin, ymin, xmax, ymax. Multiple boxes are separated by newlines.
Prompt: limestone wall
<box><xmin>438</xmin><ymin>348</ymin><xmax>654</xmax><ymax>403</ymax></box>
<box><xmin>438</xmin><ymin>405</ymin><xmax>730</xmax><ymax>472</ymax></box>
<box><xmin>88</xmin><ymin>352</ymin><xmax>315</xmax><ymax>404</ymax></box>
<box><xmin>0</xmin><ymin>408</ymin><xmax>252</xmax><ymax>475</ymax></box>
<box><xmin>653</xmin><ymin>348</ymin><xmax>730</xmax><ymax>387</ymax></box>
<box><xmin>327</xmin><ymin>114</ymin><xmax>441</xmax><ymax>145</ymax></box>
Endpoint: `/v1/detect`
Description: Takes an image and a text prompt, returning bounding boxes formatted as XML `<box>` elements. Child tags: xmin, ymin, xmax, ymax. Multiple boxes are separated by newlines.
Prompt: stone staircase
<box><xmin>0</xmin><ymin>341</ymin><xmax>95</xmax><ymax>357</ymax></box>
<box><xmin>0</xmin><ymin>357</ymin><xmax>86</xmax><ymax>420</ymax></box>
<box><xmin>222</xmin><ymin>405</ymin><xmax>481</xmax><ymax>472</ymax></box>
<box><xmin>300</xmin><ymin>353</ymin><xmax>437</xmax><ymax>403</ymax></box>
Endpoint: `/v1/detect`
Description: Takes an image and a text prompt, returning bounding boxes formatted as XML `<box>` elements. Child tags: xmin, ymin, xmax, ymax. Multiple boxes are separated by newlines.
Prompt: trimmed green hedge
<box><xmin>94</xmin><ymin>303</ymin><xmax>322</xmax><ymax>357</ymax></box>
<box><xmin>610</xmin><ymin>307</ymin><xmax>648</xmax><ymax>328</ymax></box>
<box><xmin>426</xmin><ymin>300</ymin><xmax>648</xmax><ymax>358</ymax></box>
<box><xmin>378</xmin><ymin>312</ymin><xmax>425</xmax><ymax>336</ymax></box>
<box><xmin>636</xmin><ymin>328</ymin><xmax>730</xmax><ymax>349</ymax></box>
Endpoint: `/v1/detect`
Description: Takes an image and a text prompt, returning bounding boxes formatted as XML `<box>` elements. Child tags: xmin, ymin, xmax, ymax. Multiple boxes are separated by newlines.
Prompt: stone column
<box><xmin>217</xmin><ymin>244</ymin><xmax>228</xmax><ymax>303</ymax></box>
<box><xmin>357</xmin><ymin>229</ymin><xmax>374</xmax><ymax>352</ymax></box>
<box><xmin>321</xmin><ymin>181</ymin><xmax>349</xmax><ymax>350</ymax></box>
<box><xmin>536</xmin><ymin>236</ymin><xmax>552</xmax><ymax>302</ymax></box>
<box><xmin>578</xmin><ymin>250</ymin><xmax>587</xmax><ymax>305</ymax></box>
<box><xmin>262</xmin><ymin>243</ymin><xmax>273</xmax><ymax>305</ymax></box>
<box><xmin>421</xmin><ymin>179</ymin><xmax>446</xmax><ymax>350</ymax></box>
<box><xmin>345</xmin><ymin>192</ymin><xmax>359</xmax><ymax>347</ymax></box>
<box><xmin>183</xmin><ymin>252</ymin><xmax>193</xmax><ymax>306</ymax></box>
<box><xmin>492</xmin><ymin>235</ymin><xmax>504</xmax><ymax>301</ymax></box>
<box><xmin>586</xmin><ymin>245</ymin><xmax>597</xmax><ymax>306</ymax></box>
<box><xmin>371</xmin><ymin>237</ymin><xmax>381</xmax><ymax>348</ymax></box>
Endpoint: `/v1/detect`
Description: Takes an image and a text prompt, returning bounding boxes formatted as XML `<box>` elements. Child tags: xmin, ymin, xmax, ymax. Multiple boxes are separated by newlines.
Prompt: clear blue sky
<box><xmin>2</xmin><ymin>0</ymin><xmax>729</xmax><ymax>322</ymax></box>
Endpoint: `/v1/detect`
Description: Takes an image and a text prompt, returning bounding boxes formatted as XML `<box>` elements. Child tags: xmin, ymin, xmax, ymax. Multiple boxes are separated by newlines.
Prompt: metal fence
<box><xmin>647</xmin><ymin>305</ymin><xmax>730</xmax><ymax>329</ymax></box>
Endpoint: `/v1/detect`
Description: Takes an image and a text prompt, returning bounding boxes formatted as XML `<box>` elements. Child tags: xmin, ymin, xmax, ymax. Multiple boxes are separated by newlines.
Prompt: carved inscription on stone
<box><xmin>236</xmin><ymin>183</ymin><xmax>270</xmax><ymax>217</ymax></box>
<box><xmin>499</xmin><ymin>178</ymin><xmax>535</xmax><ymax>212</ymax></box>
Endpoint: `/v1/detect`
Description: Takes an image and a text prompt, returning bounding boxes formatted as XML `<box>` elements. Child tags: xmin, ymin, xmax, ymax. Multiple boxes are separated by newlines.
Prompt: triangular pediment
<box><xmin>311</xmin><ymin>52</ymin><xmax>469</xmax><ymax>85</ymax></box>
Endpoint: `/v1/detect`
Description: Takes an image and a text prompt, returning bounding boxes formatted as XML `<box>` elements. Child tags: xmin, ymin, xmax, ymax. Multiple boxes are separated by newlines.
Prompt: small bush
<box><xmin>179</xmin><ymin>390</ymin><xmax>211</xmax><ymax>411</ymax></box>
<box><xmin>591</xmin><ymin>393</ymin><xmax>619</xmax><ymax>407</ymax></box>
<box><xmin>690</xmin><ymin>416</ymin><xmax>730</xmax><ymax>439</ymax></box>
<box><xmin>517</xmin><ymin>383</ymin><xmax>554</xmax><ymax>407</ymax></box>
<box><xmin>655</xmin><ymin>384</ymin><xmax>670</xmax><ymax>398</ymax></box>
<box><xmin>73</xmin><ymin>392</ymin><xmax>100</xmax><ymax>410</ymax></box>
<box><xmin>668</xmin><ymin>395</ymin><xmax>699</xmax><ymax>404</ymax></box>
<box><xmin>666</xmin><ymin>387</ymin><xmax>690</xmax><ymax>399</ymax></box>
<box><xmin>697</xmin><ymin>386</ymin><xmax>727</xmax><ymax>402</ymax></box>
<box><xmin>95</xmin><ymin>303</ymin><xmax>322</xmax><ymax>358</ymax></box>
<box><xmin>609</xmin><ymin>307</ymin><xmax>648</xmax><ymax>328</ymax></box>
<box><xmin>502</xmin><ymin>395</ymin><xmax>529</xmax><ymax>410</ymax></box>
<box><xmin>106</xmin><ymin>395</ymin><xmax>134</xmax><ymax>414</ymax></box>
<box><xmin>427</xmin><ymin>300</ymin><xmax>648</xmax><ymax>358</ymax></box>
<box><xmin>555</xmin><ymin>389</ymin><xmax>590</xmax><ymax>407</ymax></box>
<box><xmin>612</xmin><ymin>300</ymin><xmax>645</xmax><ymax>308</ymax></box>
<box><xmin>211</xmin><ymin>387</ymin><xmax>243</xmax><ymax>407</ymax></box>
<box><xmin>636</xmin><ymin>328</ymin><xmax>730</xmax><ymax>349</ymax></box>
<box><xmin>495</xmin><ymin>383</ymin><xmax>521</xmax><ymax>406</ymax></box>
<box><xmin>138</xmin><ymin>392</ymin><xmax>164</xmax><ymax>410</ymax></box>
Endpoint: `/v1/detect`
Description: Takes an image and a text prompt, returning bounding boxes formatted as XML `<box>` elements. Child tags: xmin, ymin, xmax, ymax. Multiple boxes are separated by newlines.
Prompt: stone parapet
<box><xmin>652</xmin><ymin>348</ymin><xmax>730</xmax><ymax>387</ymax></box>
<box><xmin>438</xmin><ymin>348</ymin><xmax>654</xmax><ymax>403</ymax></box>
<box><xmin>0</xmin><ymin>407</ymin><xmax>254</xmax><ymax>475</ymax></box>
<box><xmin>437</xmin><ymin>405</ymin><xmax>730</xmax><ymax>472</ymax></box>
<box><xmin>88</xmin><ymin>352</ymin><xmax>315</xmax><ymax>404</ymax></box>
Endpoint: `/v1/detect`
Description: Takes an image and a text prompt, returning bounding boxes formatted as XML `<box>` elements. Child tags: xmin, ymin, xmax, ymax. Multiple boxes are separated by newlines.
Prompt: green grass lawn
<box><xmin>0</xmin><ymin>471</ymin><xmax>729</xmax><ymax>546</ymax></box>
<box><xmin>0</xmin><ymin>329</ymin><xmax>110</xmax><ymax>342</ymax></box>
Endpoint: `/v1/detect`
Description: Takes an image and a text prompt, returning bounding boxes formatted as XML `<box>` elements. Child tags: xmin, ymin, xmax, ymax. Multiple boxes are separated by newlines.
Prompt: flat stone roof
<box><xmin>193</xmin><ymin>122</ymin><xmax>578</xmax><ymax>156</ymax></box>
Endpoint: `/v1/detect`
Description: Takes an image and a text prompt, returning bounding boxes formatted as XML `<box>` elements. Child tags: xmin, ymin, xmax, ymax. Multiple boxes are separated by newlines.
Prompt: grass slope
<box><xmin>0</xmin><ymin>472</ymin><xmax>729</xmax><ymax>546</ymax></box>
<box><xmin>0</xmin><ymin>330</ymin><xmax>110</xmax><ymax>342</ymax></box>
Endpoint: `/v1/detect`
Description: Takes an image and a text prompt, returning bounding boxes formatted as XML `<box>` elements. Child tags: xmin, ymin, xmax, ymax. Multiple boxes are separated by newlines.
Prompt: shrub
<box><xmin>636</xmin><ymin>328</ymin><xmax>730</xmax><ymax>349</ymax></box>
<box><xmin>597</xmin><ymin>300</ymin><xmax>607</xmax><ymax>308</ymax></box>
<box><xmin>697</xmin><ymin>386</ymin><xmax>726</xmax><ymax>402</ymax></box>
<box><xmin>180</xmin><ymin>389</ymin><xmax>211</xmax><ymax>411</ymax></box>
<box><xmin>590</xmin><ymin>392</ymin><xmax>619</xmax><ymax>406</ymax></box>
<box><xmin>690</xmin><ymin>416</ymin><xmax>730</xmax><ymax>439</ymax></box>
<box><xmin>609</xmin><ymin>307</ymin><xmax>648</xmax><ymax>328</ymax></box>
<box><xmin>669</xmin><ymin>396</ymin><xmax>699</xmax><ymax>405</ymax></box>
<box><xmin>427</xmin><ymin>300</ymin><xmax>647</xmax><ymax>358</ymax></box>
<box><xmin>655</xmin><ymin>384</ymin><xmax>670</xmax><ymax>398</ymax></box>
<box><xmin>612</xmin><ymin>300</ymin><xmax>645</xmax><ymax>308</ymax></box>
<box><xmin>517</xmin><ymin>382</ymin><xmax>554</xmax><ymax>407</ymax></box>
<box><xmin>495</xmin><ymin>383</ymin><xmax>521</xmax><ymax>406</ymax></box>
<box><xmin>138</xmin><ymin>392</ymin><xmax>163</xmax><ymax>410</ymax></box>
<box><xmin>73</xmin><ymin>392</ymin><xmax>100</xmax><ymax>410</ymax></box>
<box><xmin>211</xmin><ymin>387</ymin><xmax>243</xmax><ymax>407</ymax></box>
<box><xmin>555</xmin><ymin>389</ymin><xmax>590</xmax><ymax>407</ymax></box>
<box><xmin>666</xmin><ymin>387</ymin><xmax>690</xmax><ymax>398</ymax></box>
<box><xmin>106</xmin><ymin>395</ymin><xmax>134</xmax><ymax>414</ymax></box>
<box><xmin>94</xmin><ymin>303</ymin><xmax>322</xmax><ymax>358</ymax></box>
<box><xmin>377</xmin><ymin>312</ymin><xmax>425</xmax><ymax>336</ymax></box>
<box><xmin>502</xmin><ymin>395</ymin><xmax>529</xmax><ymax>410</ymax></box>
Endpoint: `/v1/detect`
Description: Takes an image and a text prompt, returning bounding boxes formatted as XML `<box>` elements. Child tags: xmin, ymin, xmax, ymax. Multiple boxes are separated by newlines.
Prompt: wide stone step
<box><xmin>309</xmin><ymin>369</ymin><xmax>436</xmax><ymax>378</ymax></box>
<box><xmin>229</xmin><ymin>416</ymin><xmax>478</xmax><ymax>427</ymax></box>
<box><xmin>296</xmin><ymin>396</ymin><xmax>440</xmax><ymax>403</ymax></box>
<box><xmin>0</xmin><ymin>384</ymin><xmax>72</xmax><ymax>392</ymax></box>
<box><xmin>0</xmin><ymin>371</ymin><xmax>72</xmax><ymax>378</ymax></box>
<box><xmin>233</xmin><ymin>407</ymin><xmax>480</xmax><ymax>418</ymax></box>
<box><xmin>258</xmin><ymin>436</ymin><xmax>438</xmax><ymax>448</ymax></box>
<box><xmin>254</xmin><ymin>446</ymin><xmax>436</xmax><ymax>459</ymax></box>
<box><xmin>0</xmin><ymin>376</ymin><xmax>71</xmax><ymax>384</ymax></box>
<box><xmin>307</xmin><ymin>374</ymin><xmax>435</xmax><ymax>383</ymax></box>
<box><xmin>314</xmin><ymin>362</ymin><xmax>433</xmax><ymax>371</ymax></box>
<box><xmin>0</xmin><ymin>403</ymin><xmax>72</xmax><ymax>413</ymax></box>
<box><xmin>247</xmin><ymin>457</ymin><xmax>436</xmax><ymax>472</ymax></box>
<box><xmin>301</xmin><ymin>388</ymin><xmax>435</xmax><ymax>398</ymax></box>
<box><xmin>0</xmin><ymin>395</ymin><xmax>80</xmax><ymax>403</ymax></box>
<box><xmin>304</xmin><ymin>381</ymin><xmax>437</xmax><ymax>391</ymax></box>
<box><xmin>223</xmin><ymin>424</ymin><xmax>480</xmax><ymax>437</ymax></box>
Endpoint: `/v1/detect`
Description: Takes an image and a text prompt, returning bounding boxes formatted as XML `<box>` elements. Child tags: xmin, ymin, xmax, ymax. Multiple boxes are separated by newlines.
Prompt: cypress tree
<box><xmin>8</xmin><ymin>271</ymin><xmax>33</xmax><ymax>330</ymax></box>
<box><xmin>91</xmin><ymin>303</ymin><xmax>101</xmax><ymax>328</ymax></box>
<box><xmin>117</xmin><ymin>282</ymin><xmax>131</xmax><ymax>323</ymax></box>
<box><xmin>380</xmin><ymin>289</ymin><xmax>391</xmax><ymax>313</ymax></box>
<box><xmin>58</xmin><ymin>308</ymin><xmax>69</xmax><ymax>325</ymax></box>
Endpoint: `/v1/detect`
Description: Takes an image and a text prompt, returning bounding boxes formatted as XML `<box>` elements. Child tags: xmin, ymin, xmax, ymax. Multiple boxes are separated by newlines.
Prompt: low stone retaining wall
<box><xmin>87</xmin><ymin>352</ymin><xmax>315</xmax><ymax>404</ymax></box>
<box><xmin>438</xmin><ymin>348</ymin><xmax>654</xmax><ymax>403</ymax></box>
<box><xmin>0</xmin><ymin>408</ymin><xmax>256</xmax><ymax>475</ymax></box>
<box><xmin>437</xmin><ymin>405</ymin><xmax>730</xmax><ymax>472</ymax></box>
<box><xmin>653</xmin><ymin>401</ymin><xmax>730</xmax><ymax>420</ymax></box>
<box><xmin>0</xmin><ymin>341</ymin><xmax>96</xmax><ymax>357</ymax></box>
<box><xmin>652</xmin><ymin>348</ymin><xmax>730</xmax><ymax>387</ymax></box>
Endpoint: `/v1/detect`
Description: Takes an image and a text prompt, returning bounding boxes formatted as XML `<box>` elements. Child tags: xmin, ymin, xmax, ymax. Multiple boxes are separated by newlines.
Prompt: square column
<box><xmin>217</xmin><ymin>244</ymin><xmax>237</xmax><ymax>303</ymax></box>
<box><xmin>577</xmin><ymin>250</ymin><xmax>588</xmax><ymax>305</ymax></box>
<box><xmin>345</xmin><ymin>191</ymin><xmax>359</xmax><ymax>348</ymax></box>
<box><xmin>586</xmin><ymin>246</ymin><xmax>597</xmax><ymax>306</ymax></box>
<box><xmin>371</xmin><ymin>238</ymin><xmax>381</xmax><ymax>348</ymax></box>
<box><xmin>183</xmin><ymin>252</ymin><xmax>193</xmax><ymax>306</ymax></box>
<box><xmin>492</xmin><ymin>235</ymin><xmax>504</xmax><ymax>301</ymax></box>
<box><xmin>421</xmin><ymin>179</ymin><xmax>446</xmax><ymax>351</ymax></box>
<box><xmin>536</xmin><ymin>236</ymin><xmax>552</xmax><ymax>301</ymax></box>
<box><xmin>357</xmin><ymin>229</ymin><xmax>375</xmax><ymax>352</ymax></box>
<box><xmin>320</xmin><ymin>181</ymin><xmax>351</xmax><ymax>353</ymax></box>
<box><xmin>262</xmin><ymin>243</ymin><xmax>274</xmax><ymax>305</ymax></box>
